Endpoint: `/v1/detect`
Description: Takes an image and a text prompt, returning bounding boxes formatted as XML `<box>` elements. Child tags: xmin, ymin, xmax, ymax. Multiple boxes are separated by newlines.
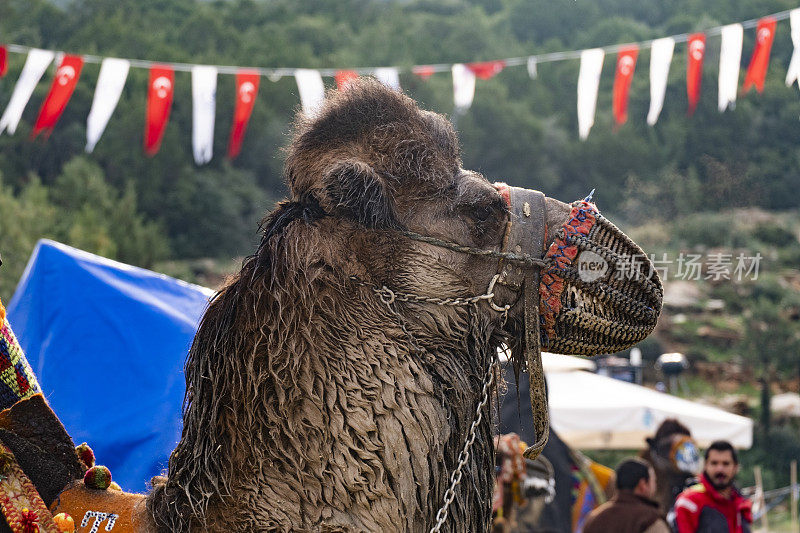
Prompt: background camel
<box><xmin>499</xmin><ymin>367</ymin><xmax>616</xmax><ymax>533</ymax></box>
<box><xmin>640</xmin><ymin>418</ymin><xmax>700</xmax><ymax>514</ymax></box>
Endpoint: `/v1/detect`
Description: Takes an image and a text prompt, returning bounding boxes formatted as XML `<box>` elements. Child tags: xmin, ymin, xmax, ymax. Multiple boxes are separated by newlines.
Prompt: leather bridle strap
<box><xmin>495</xmin><ymin>184</ymin><xmax>550</xmax><ymax>460</ymax></box>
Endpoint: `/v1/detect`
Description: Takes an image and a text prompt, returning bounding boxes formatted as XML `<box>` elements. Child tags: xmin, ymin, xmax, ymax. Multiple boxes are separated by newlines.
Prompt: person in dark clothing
<box><xmin>583</xmin><ymin>458</ymin><xmax>670</xmax><ymax>533</ymax></box>
<box><xmin>672</xmin><ymin>441</ymin><xmax>752</xmax><ymax>533</ymax></box>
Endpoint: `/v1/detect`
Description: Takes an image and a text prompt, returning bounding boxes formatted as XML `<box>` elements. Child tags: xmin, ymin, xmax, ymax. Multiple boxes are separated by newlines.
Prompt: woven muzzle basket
<box><xmin>538</xmin><ymin>200</ymin><xmax>663</xmax><ymax>356</ymax></box>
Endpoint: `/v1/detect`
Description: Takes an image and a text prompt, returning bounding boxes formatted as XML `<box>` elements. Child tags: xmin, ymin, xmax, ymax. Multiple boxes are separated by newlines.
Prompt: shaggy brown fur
<box><xmin>144</xmin><ymin>79</ymin><xmax>571</xmax><ymax>532</ymax></box>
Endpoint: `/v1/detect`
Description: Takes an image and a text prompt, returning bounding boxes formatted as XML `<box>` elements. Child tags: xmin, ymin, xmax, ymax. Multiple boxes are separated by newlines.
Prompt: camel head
<box><xmin>643</xmin><ymin>418</ymin><xmax>701</xmax><ymax>512</ymax></box>
<box><xmin>282</xmin><ymin>79</ymin><xmax>661</xmax><ymax>454</ymax></box>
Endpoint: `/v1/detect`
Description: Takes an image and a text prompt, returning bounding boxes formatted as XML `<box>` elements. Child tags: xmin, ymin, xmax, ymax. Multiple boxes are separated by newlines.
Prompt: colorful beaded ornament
<box><xmin>0</xmin><ymin>299</ymin><xmax>41</xmax><ymax>411</ymax></box>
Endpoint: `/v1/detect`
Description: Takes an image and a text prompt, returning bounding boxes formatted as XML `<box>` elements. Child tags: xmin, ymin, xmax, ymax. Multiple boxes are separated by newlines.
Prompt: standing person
<box><xmin>672</xmin><ymin>440</ymin><xmax>752</xmax><ymax>533</ymax></box>
<box><xmin>584</xmin><ymin>458</ymin><xmax>670</xmax><ymax>533</ymax></box>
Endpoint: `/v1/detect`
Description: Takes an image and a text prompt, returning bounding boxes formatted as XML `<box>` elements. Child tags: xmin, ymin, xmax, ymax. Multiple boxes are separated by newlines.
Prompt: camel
<box><xmin>640</xmin><ymin>418</ymin><xmax>700</xmax><ymax>513</ymax></box>
<box><xmin>139</xmin><ymin>79</ymin><xmax>662</xmax><ymax>532</ymax></box>
<box><xmin>140</xmin><ymin>79</ymin><xmax>584</xmax><ymax>532</ymax></box>
<box><xmin>0</xmin><ymin>78</ymin><xmax>661</xmax><ymax>532</ymax></box>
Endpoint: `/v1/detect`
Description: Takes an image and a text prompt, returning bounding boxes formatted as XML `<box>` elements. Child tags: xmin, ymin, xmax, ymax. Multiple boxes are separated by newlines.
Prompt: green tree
<box><xmin>0</xmin><ymin>174</ymin><xmax>56</xmax><ymax>301</ymax></box>
<box><xmin>743</xmin><ymin>297</ymin><xmax>800</xmax><ymax>435</ymax></box>
<box><xmin>0</xmin><ymin>157</ymin><xmax>170</xmax><ymax>301</ymax></box>
<box><xmin>50</xmin><ymin>156</ymin><xmax>170</xmax><ymax>266</ymax></box>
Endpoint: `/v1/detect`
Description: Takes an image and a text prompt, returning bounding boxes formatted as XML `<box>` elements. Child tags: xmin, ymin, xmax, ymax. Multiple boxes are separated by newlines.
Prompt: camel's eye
<box><xmin>473</xmin><ymin>204</ymin><xmax>494</xmax><ymax>223</ymax></box>
<box><xmin>469</xmin><ymin>198</ymin><xmax>506</xmax><ymax>224</ymax></box>
<box><xmin>467</xmin><ymin>200</ymin><xmax>507</xmax><ymax>245</ymax></box>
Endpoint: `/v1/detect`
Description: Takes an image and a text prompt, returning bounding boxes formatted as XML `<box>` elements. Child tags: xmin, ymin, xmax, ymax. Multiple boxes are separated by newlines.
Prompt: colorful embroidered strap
<box><xmin>539</xmin><ymin>200</ymin><xmax>598</xmax><ymax>346</ymax></box>
<box><xmin>0</xmin><ymin>442</ymin><xmax>58</xmax><ymax>533</ymax></box>
<box><xmin>0</xmin><ymin>300</ymin><xmax>41</xmax><ymax>411</ymax></box>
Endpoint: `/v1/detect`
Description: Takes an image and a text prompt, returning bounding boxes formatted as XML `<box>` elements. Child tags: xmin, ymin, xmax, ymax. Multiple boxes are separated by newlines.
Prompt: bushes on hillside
<box><xmin>0</xmin><ymin>156</ymin><xmax>169</xmax><ymax>301</ymax></box>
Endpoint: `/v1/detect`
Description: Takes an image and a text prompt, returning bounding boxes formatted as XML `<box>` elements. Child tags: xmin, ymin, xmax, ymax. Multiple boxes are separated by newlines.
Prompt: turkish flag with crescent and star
<box><xmin>743</xmin><ymin>17</ymin><xmax>777</xmax><ymax>93</ymax></box>
<box><xmin>31</xmin><ymin>54</ymin><xmax>84</xmax><ymax>139</ymax></box>
<box><xmin>0</xmin><ymin>46</ymin><xmax>7</xmax><ymax>77</ymax></box>
<box><xmin>227</xmin><ymin>70</ymin><xmax>260</xmax><ymax>160</ymax></box>
<box><xmin>144</xmin><ymin>65</ymin><xmax>174</xmax><ymax>156</ymax></box>
<box><xmin>613</xmin><ymin>45</ymin><xmax>638</xmax><ymax>126</ymax></box>
<box><xmin>686</xmin><ymin>33</ymin><xmax>706</xmax><ymax>116</ymax></box>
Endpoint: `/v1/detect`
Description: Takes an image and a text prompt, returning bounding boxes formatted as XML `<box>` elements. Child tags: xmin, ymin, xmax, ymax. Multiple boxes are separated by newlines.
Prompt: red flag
<box><xmin>466</xmin><ymin>60</ymin><xmax>506</xmax><ymax>80</ymax></box>
<box><xmin>335</xmin><ymin>70</ymin><xmax>359</xmax><ymax>90</ymax></box>
<box><xmin>0</xmin><ymin>46</ymin><xmax>7</xmax><ymax>77</ymax></box>
<box><xmin>144</xmin><ymin>65</ymin><xmax>174</xmax><ymax>156</ymax></box>
<box><xmin>686</xmin><ymin>33</ymin><xmax>706</xmax><ymax>116</ymax></box>
<box><xmin>743</xmin><ymin>17</ymin><xmax>777</xmax><ymax>94</ymax></box>
<box><xmin>31</xmin><ymin>54</ymin><xmax>83</xmax><ymax>139</ymax></box>
<box><xmin>227</xmin><ymin>70</ymin><xmax>260</xmax><ymax>160</ymax></box>
<box><xmin>612</xmin><ymin>46</ymin><xmax>638</xmax><ymax>126</ymax></box>
<box><xmin>412</xmin><ymin>65</ymin><xmax>436</xmax><ymax>80</ymax></box>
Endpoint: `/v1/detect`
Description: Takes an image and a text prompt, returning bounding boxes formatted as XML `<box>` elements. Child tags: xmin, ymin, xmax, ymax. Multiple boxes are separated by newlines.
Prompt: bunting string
<box><xmin>5</xmin><ymin>8</ymin><xmax>793</xmax><ymax>76</ymax></box>
<box><xmin>0</xmin><ymin>6</ymin><xmax>798</xmax><ymax>162</ymax></box>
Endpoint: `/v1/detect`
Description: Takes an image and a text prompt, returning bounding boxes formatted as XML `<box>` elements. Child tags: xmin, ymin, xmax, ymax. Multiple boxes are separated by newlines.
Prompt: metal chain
<box><xmin>430</xmin><ymin>358</ymin><xmax>496</xmax><ymax>533</ymax></box>
<box><xmin>380</xmin><ymin>287</ymin><xmax>430</xmax><ymax>359</ymax></box>
<box><xmin>349</xmin><ymin>274</ymin><xmax>511</xmax><ymax>317</ymax></box>
<box><xmin>361</xmin><ymin>276</ymin><xmax>502</xmax><ymax>532</ymax></box>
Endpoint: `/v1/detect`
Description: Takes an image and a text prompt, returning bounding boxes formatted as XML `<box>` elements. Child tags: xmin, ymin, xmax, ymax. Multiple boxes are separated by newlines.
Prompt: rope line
<box><xmin>402</xmin><ymin>231</ymin><xmax>550</xmax><ymax>268</ymax></box>
<box><xmin>2</xmin><ymin>7</ymin><xmax>794</xmax><ymax>76</ymax></box>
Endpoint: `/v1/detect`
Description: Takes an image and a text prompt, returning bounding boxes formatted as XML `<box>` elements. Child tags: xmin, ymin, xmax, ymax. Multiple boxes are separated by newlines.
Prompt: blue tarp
<box><xmin>6</xmin><ymin>240</ymin><xmax>212</xmax><ymax>491</ymax></box>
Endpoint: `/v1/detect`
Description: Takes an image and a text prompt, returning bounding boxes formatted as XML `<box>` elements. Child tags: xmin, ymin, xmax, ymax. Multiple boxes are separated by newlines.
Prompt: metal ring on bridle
<box><xmin>378</xmin><ymin>286</ymin><xmax>396</xmax><ymax>305</ymax></box>
<box><xmin>485</xmin><ymin>274</ymin><xmax>512</xmax><ymax>313</ymax></box>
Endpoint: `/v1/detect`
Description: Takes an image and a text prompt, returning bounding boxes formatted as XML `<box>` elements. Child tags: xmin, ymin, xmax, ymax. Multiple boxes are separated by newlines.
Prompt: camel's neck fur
<box><xmin>145</xmin><ymin>214</ymin><xmax>497</xmax><ymax>532</ymax></box>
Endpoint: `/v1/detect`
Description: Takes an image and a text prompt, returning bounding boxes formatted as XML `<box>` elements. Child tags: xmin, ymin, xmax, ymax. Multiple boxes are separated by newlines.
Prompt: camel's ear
<box><xmin>646</xmin><ymin>437</ymin><xmax>656</xmax><ymax>448</ymax></box>
<box><xmin>320</xmin><ymin>161</ymin><xmax>399</xmax><ymax>229</ymax></box>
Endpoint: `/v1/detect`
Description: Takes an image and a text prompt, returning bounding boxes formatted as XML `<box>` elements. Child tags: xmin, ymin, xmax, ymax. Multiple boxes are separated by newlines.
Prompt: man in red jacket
<box><xmin>672</xmin><ymin>440</ymin><xmax>752</xmax><ymax>533</ymax></box>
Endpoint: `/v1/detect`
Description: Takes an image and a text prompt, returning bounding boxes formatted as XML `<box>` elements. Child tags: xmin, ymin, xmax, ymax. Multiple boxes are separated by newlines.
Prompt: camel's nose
<box><xmin>542</xmin><ymin>197</ymin><xmax>572</xmax><ymax>246</ymax></box>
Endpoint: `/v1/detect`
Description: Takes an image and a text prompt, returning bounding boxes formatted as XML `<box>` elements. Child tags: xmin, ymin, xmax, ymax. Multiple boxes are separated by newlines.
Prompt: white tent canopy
<box><xmin>545</xmin><ymin>368</ymin><xmax>753</xmax><ymax>449</ymax></box>
<box><xmin>542</xmin><ymin>352</ymin><xmax>597</xmax><ymax>373</ymax></box>
<box><xmin>498</xmin><ymin>348</ymin><xmax>597</xmax><ymax>373</ymax></box>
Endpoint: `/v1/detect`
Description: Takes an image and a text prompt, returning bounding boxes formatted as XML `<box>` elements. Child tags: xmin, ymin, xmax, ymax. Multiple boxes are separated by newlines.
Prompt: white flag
<box><xmin>452</xmin><ymin>63</ymin><xmax>476</xmax><ymax>111</ymax></box>
<box><xmin>577</xmin><ymin>49</ymin><xmax>604</xmax><ymax>139</ymax></box>
<box><xmin>718</xmin><ymin>24</ymin><xmax>743</xmax><ymax>112</ymax></box>
<box><xmin>527</xmin><ymin>56</ymin><xmax>538</xmax><ymax>79</ymax></box>
<box><xmin>786</xmin><ymin>9</ymin><xmax>800</xmax><ymax>88</ymax></box>
<box><xmin>295</xmin><ymin>69</ymin><xmax>325</xmax><ymax>116</ymax></box>
<box><xmin>85</xmin><ymin>58</ymin><xmax>130</xmax><ymax>153</ymax></box>
<box><xmin>192</xmin><ymin>65</ymin><xmax>217</xmax><ymax>165</ymax></box>
<box><xmin>0</xmin><ymin>49</ymin><xmax>55</xmax><ymax>135</ymax></box>
<box><xmin>647</xmin><ymin>38</ymin><xmax>675</xmax><ymax>126</ymax></box>
<box><xmin>374</xmin><ymin>67</ymin><xmax>401</xmax><ymax>91</ymax></box>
